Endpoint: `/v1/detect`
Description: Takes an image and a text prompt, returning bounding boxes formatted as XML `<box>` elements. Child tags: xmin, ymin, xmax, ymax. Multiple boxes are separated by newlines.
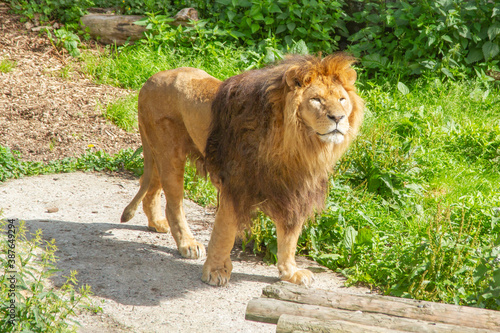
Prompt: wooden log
<box><xmin>276</xmin><ymin>314</ymin><xmax>406</xmax><ymax>333</ymax></box>
<box><xmin>262</xmin><ymin>282</ymin><xmax>500</xmax><ymax>331</ymax></box>
<box><xmin>80</xmin><ymin>14</ymin><xmax>146</xmax><ymax>45</ymax></box>
<box><xmin>80</xmin><ymin>8</ymin><xmax>199</xmax><ymax>45</ymax></box>
<box><xmin>245</xmin><ymin>297</ymin><xmax>494</xmax><ymax>333</ymax></box>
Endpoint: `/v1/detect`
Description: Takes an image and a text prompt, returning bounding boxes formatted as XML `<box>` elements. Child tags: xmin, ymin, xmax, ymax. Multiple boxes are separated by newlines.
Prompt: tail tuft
<box><xmin>120</xmin><ymin>207</ymin><xmax>136</xmax><ymax>223</ymax></box>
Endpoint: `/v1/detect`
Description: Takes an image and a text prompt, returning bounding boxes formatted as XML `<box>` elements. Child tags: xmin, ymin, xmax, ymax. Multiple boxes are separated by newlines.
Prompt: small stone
<box><xmin>46</xmin><ymin>207</ymin><xmax>59</xmax><ymax>213</ymax></box>
<box><xmin>24</xmin><ymin>21</ymin><xmax>34</xmax><ymax>30</ymax></box>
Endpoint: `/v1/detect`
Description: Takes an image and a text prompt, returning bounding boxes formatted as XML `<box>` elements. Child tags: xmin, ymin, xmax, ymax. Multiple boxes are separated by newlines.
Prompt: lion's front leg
<box><xmin>276</xmin><ymin>222</ymin><xmax>314</xmax><ymax>286</ymax></box>
<box><xmin>202</xmin><ymin>198</ymin><xmax>238</xmax><ymax>286</ymax></box>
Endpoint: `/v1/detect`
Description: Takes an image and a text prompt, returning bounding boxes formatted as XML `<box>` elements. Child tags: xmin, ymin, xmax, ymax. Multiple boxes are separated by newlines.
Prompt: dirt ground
<box><xmin>0</xmin><ymin>2</ymin><xmax>140</xmax><ymax>162</ymax></box>
<box><xmin>0</xmin><ymin>4</ymin><xmax>369</xmax><ymax>332</ymax></box>
<box><xmin>0</xmin><ymin>172</ymin><xmax>367</xmax><ymax>332</ymax></box>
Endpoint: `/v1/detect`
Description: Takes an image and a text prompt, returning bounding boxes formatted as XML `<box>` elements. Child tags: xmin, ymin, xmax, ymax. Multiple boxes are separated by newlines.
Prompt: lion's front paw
<box><xmin>179</xmin><ymin>240</ymin><xmax>206</xmax><ymax>259</ymax></box>
<box><xmin>147</xmin><ymin>219</ymin><xmax>170</xmax><ymax>233</ymax></box>
<box><xmin>281</xmin><ymin>269</ymin><xmax>314</xmax><ymax>286</ymax></box>
<box><xmin>201</xmin><ymin>260</ymin><xmax>232</xmax><ymax>286</ymax></box>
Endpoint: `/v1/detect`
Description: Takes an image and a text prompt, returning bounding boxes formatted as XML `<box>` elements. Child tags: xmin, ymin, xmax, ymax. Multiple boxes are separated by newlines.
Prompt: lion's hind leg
<box><xmin>143</xmin><ymin>165</ymin><xmax>169</xmax><ymax>233</ymax></box>
<box><xmin>276</xmin><ymin>222</ymin><xmax>314</xmax><ymax>286</ymax></box>
<box><xmin>155</xmin><ymin>145</ymin><xmax>206</xmax><ymax>259</ymax></box>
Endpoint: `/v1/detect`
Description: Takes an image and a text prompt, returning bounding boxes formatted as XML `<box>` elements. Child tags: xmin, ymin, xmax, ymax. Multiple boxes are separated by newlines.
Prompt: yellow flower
<box><xmin>88</xmin><ymin>144</ymin><xmax>95</xmax><ymax>148</ymax></box>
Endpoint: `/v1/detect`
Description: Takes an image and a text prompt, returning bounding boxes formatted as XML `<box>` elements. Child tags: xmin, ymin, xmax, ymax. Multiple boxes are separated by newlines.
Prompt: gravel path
<box><xmin>0</xmin><ymin>172</ymin><xmax>361</xmax><ymax>332</ymax></box>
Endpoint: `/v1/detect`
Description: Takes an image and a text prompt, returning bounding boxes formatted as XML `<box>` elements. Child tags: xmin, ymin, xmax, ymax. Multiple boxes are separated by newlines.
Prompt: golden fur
<box><xmin>121</xmin><ymin>53</ymin><xmax>364</xmax><ymax>286</ymax></box>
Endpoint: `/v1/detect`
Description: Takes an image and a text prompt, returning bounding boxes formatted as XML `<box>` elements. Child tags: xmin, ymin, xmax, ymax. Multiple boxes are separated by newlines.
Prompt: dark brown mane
<box><xmin>204</xmin><ymin>53</ymin><xmax>364</xmax><ymax>229</ymax></box>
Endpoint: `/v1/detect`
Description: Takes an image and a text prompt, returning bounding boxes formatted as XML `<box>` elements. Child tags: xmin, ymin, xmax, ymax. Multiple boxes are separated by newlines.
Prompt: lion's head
<box><xmin>205</xmin><ymin>53</ymin><xmax>364</xmax><ymax>227</ymax></box>
<box><xmin>289</xmin><ymin>69</ymin><xmax>356</xmax><ymax>145</ymax></box>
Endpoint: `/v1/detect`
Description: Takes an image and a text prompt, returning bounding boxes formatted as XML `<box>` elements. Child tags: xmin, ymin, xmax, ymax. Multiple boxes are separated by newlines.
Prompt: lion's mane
<box><xmin>205</xmin><ymin>53</ymin><xmax>364</xmax><ymax>230</ymax></box>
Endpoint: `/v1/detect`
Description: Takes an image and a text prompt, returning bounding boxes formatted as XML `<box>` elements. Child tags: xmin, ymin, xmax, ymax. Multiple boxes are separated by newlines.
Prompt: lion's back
<box><xmin>138</xmin><ymin>67</ymin><xmax>222</xmax><ymax>154</ymax></box>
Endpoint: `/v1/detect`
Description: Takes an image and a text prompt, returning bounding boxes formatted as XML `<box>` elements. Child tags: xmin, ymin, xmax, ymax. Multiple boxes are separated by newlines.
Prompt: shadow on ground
<box><xmin>23</xmin><ymin>219</ymin><xmax>277</xmax><ymax>306</ymax></box>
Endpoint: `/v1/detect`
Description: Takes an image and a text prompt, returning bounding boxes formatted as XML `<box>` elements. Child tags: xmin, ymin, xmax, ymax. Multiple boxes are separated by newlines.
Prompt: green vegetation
<box><xmin>0</xmin><ymin>58</ymin><xmax>16</xmax><ymax>73</ymax></box>
<box><xmin>45</xmin><ymin>27</ymin><xmax>82</xmax><ymax>57</ymax></box>
<box><xmin>102</xmin><ymin>93</ymin><xmax>138</xmax><ymax>131</ymax></box>
<box><xmin>0</xmin><ymin>220</ymin><xmax>94</xmax><ymax>332</ymax></box>
<box><xmin>306</xmin><ymin>80</ymin><xmax>500</xmax><ymax>308</ymax></box>
<box><xmin>0</xmin><ymin>146</ymin><xmax>144</xmax><ymax>182</ymax></box>
<box><xmin>8</xmin><ymin>0</ymin><xmax>499</xmax><ymax>80</ymax></box>
<box><xmin>2</xmin><ymin>0</ymin><xmax>500</xmax><ymax>314</ymax></box>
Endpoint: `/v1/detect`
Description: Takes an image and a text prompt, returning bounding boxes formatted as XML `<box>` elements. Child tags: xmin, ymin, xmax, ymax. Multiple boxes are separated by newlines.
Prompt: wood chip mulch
<box><xmin>0</xmin><ymin>3</ymin><xmax>141</xmax><ymax>162</ymax></box>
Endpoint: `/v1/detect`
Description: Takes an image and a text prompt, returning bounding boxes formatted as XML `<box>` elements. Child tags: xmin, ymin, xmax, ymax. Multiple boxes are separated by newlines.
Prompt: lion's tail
<box><xmin>121</xmin><ymin>129</ymin><xmax>153</xmax><ymax>223</ymax></box>
<box><xmin>120</xmin><ymin>171</ymin><xmax>150</xmax><ymax>222</ymax></box>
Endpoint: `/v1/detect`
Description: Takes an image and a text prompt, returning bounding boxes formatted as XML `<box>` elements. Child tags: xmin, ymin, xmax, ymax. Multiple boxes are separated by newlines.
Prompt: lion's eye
<box><xmin>339</xmin><ymin>97</ymin><xmax>347</xmax><ymax>106</ymax></box>
<box><xmin>310</xmin><ymin>98</ymin><xmax>322</xmax><ymax>106</ymax></box>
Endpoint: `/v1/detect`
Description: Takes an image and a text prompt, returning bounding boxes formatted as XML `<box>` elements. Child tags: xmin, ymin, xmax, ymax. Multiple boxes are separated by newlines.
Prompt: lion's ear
<box><xmin>343</xmin><ymin>67</ymin><xmax>357</xmax><ymax>86</ymax></box>
<box><xmin>285</xmin><ymin>66</ymin><xmax>301</xmax><ymax>89</ymax></box>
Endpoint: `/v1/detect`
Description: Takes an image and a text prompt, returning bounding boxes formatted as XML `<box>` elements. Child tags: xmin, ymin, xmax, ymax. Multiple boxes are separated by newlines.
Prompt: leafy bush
<box><xmin>45</xmin><ymin>27</ymin><xmax>82</xmax><ymax>57</ymax></box>
<box><xmin>0</xmin><ymin>220</ymin><xmax>93</xmax><ymax>331</ymax></box>
<box><xmin>211</xmin><ymin>0</ymin><xmax>345</xmax><ymax>52</ymax></box>
<box><xmin>348</xmin><ymin>0</ymin><xmax>500</xmax><ymax>79</ymax></box>
<box><xmin>10</xmin><ymin>0</ymin><xmax>93</xmax><ymax>24</ymax></box>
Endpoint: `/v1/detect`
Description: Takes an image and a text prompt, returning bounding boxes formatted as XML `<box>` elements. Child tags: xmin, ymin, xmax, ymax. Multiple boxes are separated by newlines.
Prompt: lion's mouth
<box><xmin>317</xmin><ymin>129</ymin><xmax>344</xmax><ymax>137</ymax></box>
<box><xmin>317</xmin><ymin>129</ymin><xmax>345</xmax><ymax>144</ymax></box>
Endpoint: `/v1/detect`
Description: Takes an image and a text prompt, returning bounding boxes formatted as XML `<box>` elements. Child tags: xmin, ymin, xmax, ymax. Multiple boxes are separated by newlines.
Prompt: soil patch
<box><xmin>0</xmin><ymin>2</ymin><xmax>140</xmax><ymax>162</ymax></box>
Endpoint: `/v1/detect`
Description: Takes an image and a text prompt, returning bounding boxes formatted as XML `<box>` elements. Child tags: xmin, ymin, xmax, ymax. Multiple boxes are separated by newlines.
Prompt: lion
<box><xmin>121</xmin><ymin>53</ymin><xmax>364</xmax><ymax>286</ymax></box>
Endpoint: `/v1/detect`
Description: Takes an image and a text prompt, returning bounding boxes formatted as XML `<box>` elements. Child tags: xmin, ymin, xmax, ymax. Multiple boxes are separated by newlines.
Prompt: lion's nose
<box><xmin>327</xmin><ymin>114</ymin><xmax>345</xmax><ymax>124</ymax></box>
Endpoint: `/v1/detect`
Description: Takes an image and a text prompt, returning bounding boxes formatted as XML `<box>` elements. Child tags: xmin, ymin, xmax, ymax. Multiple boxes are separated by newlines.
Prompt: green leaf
<box><xmin>397</xmin><ymin>82</ymin><xmax>410</xmax><ymax>95</ymax></box>
<box><xmin>488</xmin><ymin>24</ymin><xmax>500</xmax><ymax>40</ymax></box>
<box><xmin>441</xmin><ymin>67</ymin><xmax>454</xmax><ymax>79</ymax></box>
<box><xmin>276</xmin><ymin>24</ymin><xmax>286</xmax><ymax>34</ymax></box>
<box><xmin>269</xmin><ymin>3</ymin><xmax>282</xmax><ymax>13</ymax></box>
<box><xmin>483</xmin><ymin>41</ymin><xmax>500</xmax><ymax>60</ymax></box>
<box><xmin>290</xmin><ymin>40</ymin><xmax>309</xmax><ymax>55</ymax></box>
<box><xmin>249</xmin><ymin>4</ymin><xmax>261</xmax><ymax>17</ymax></box>
<box><xmin>227</xmin><ymin>10</ymin><xmax>236</xmax><ymax>21</ymax></box>
<box><xmin>466</xmin><ymin>48</ymin><xmax>484</xmax><ymax>64</ymax></box>
<box><xmin>356</xmin><ymin>227</ymin><xmax>373</xmax><ymax>245</ymax></box>
<box><xmin>264</xmin><ymin>17</ymin><xmax>274</xmax><ymax>25</ymax></box>
<box><xmin>362</xmin><ymin>53</ymin><xmax>389</xmax><ymax>69</ymax></box>
<box><xmin>287</xmin><ymin>22</ymin><xmax>296</xmax><ymax>32</ymax></box>
<box><xmin>133</xmin><ymin>17</ymin><xmax>149</xmax><ymax>26</ymax></box>
<box><xmin>441</xmin><ymin>35</ymin><xmax>453</xmax><ymax>43</ymax></box>
<box><xmin>253</xmin><ymin>13</ymin><xmax>264</xmax><ymax>21</ymax></box>
<box><xmin>493</xmin><ymin>7</ymin><xmax>499</xmax><ymax>18</ymax></box>
<box><xmin>216</xmin><ymin>0</ymin><xmax>231</xmax><ymax>5</ymax></box>
<box><xmin>296</xmin><ymin>27</ymin><xmax>307</xmax><ymax>35</ymax></box>
<box><xmin>343</xmin><ymin>226</ymin><xmax>358</xmax><ymax>250</ymax></box>
<box><xmin>318</xmin><ymin>253</ymin><xmax>341</xmax><ymax>261</ymax></box>
<box><xmin>251</xmin><ymin>23</ymin><xmax>260</xmax><ymax>34</ymax></box>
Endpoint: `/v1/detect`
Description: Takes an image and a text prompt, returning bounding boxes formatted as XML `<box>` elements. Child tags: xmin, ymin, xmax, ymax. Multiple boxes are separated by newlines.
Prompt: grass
<box><xmin>81</xmin><ymin>42</ymin><xmax>248</xmax><ymax>89</ymax></box>
<box><xmin>0</xmin><ymin>146</ymin><xmax>144</xmax><ymax>182</ymax></box>
<box><xmin>0</xmin><ymin>58</ymin><xmax>16</xmax><ymax>73</ymax></box>
<box><xmin>102</xmin><ymin>93</ymin><xmax>138</xmax><ymax>132</ymax></box>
